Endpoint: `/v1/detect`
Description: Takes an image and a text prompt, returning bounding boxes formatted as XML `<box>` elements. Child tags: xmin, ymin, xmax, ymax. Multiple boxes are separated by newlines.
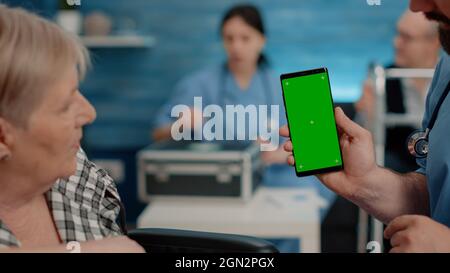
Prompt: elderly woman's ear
<box><xmin>0</xmin><ymin>118</ymin><xmax>13</xmax><ymax>161</ymax></box>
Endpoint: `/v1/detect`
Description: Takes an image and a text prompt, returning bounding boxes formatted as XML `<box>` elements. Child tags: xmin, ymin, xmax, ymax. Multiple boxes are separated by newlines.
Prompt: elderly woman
<box><xmin>0</xmin><ymin>5</ymin><xmax>143</xmax><ymax>252</ymax></box>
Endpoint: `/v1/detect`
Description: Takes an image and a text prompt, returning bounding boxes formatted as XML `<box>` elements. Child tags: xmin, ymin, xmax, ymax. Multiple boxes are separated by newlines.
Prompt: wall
<box><xmin>1</xmin><ymin>0</ymin><xmax>407</xmax><ymax>223</ymax></box>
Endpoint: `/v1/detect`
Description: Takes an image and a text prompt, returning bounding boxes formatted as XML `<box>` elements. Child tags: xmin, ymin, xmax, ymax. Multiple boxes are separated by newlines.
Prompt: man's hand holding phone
<box><xmin>280</xmin><ymin>107</ymin><xmax>380</xmax><ymax>199</ymax></box>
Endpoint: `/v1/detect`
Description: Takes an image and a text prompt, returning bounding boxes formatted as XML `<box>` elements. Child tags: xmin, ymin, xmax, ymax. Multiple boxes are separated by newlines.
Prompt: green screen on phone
<box><xmin>281</xmin><ymin>68</ymin><xmax>343</xmax><ymax>176</ymax></box>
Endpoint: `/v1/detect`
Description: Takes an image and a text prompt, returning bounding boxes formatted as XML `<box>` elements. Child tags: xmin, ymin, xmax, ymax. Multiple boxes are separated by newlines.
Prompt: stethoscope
<box><xmin>219</xmin><ymin>63</ymin><xmax>273</xmax><ymax>108</ymax></box>
<box><xmin>407</xmin><ymin>80</ymin><xmax>450</xmax><ymax>158</ymax></box>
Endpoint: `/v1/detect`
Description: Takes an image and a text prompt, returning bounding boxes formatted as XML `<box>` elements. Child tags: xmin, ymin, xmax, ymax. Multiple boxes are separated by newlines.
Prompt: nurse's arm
<box><xmin>152</xmin><ymin>124</ymin><xmax>172</xmax><ymax>141</ymax></box>
<box><xmin>350</xmin><ymin>169</ymin><xmax>429</xmax><ymax>224</ymax></box>
<box><xmin>281</xmin><ymin>108</ymin><xmax>429</xmax><ymax>224</ymax></box>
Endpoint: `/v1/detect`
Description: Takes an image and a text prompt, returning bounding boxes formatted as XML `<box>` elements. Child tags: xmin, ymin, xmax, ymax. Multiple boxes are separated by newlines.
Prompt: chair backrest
<box><xmin>128</xmin><ymin>228</ymin><xmax>279</xmax><ymax>253</ymax></box>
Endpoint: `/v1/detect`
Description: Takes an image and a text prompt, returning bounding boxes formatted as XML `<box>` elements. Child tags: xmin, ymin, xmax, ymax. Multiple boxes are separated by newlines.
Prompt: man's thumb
<box><xmin>334</xmin><ymin>107</ymin><xmax>365</xmax><ymax>138</ymax></box>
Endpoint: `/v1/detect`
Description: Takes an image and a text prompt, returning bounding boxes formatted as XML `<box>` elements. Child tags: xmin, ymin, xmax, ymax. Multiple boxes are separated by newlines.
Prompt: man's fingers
<box><xmin>287</xmin><ymin>155</ymin><xmax>295</xmax><ymax>166</ymax></box>
<box><xmin>280</xmin><ymin>125</ymin><xmax>294</xmax><ymax>166</ymax></box>
<box><xmin>283</xmin><ymin>140</ymin><xmax>293</xmax><ymax>152</ymax></box>
<box><xmin>389</xmin><ymin>247</ymin><xmax>406</xmax><ymax>254</ymax></box>
<box><xmin>334</xmin><ymin>107</ymin><xmax>367</xmax><ymax>139</ymax></box>
<box><xmin>279</xmin><ymin>125</ymin><xmax>290</xmax><ymax>137</ymax></box>
<box><xmin>384</xmin><ymin>215</ymin><xmax>414</xmax><ymax>239</ymax></box>
<box><xmin>390</xmin><ymin>230</ymin><xmax>408</xmax><ymax>247</ymax></box>
<box><xmin>336</xmin><ymin>126</ymin><xmax>344</xmax><ymax>138</ymax></box>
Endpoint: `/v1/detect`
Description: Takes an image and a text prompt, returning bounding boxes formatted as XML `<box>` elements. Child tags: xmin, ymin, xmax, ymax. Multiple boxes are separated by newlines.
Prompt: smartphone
<box><xmin>280</xmin><ymin>67</ymin><xmax>343</xmax><ymax>177</ymax></box>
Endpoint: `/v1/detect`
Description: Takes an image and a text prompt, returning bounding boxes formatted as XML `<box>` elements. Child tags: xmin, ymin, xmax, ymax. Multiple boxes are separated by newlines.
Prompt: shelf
<box><xmin>80</xmin><ymin>35</ymin><xmax>156</xmax><ymax>48</ymax></box>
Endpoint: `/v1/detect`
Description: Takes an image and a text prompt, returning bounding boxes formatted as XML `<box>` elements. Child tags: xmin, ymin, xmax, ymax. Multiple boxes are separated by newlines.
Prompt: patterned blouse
<box><xmin>0</xmin><ymin>149</ymin><xmax>124</xmax><ymax>248</ymax></box>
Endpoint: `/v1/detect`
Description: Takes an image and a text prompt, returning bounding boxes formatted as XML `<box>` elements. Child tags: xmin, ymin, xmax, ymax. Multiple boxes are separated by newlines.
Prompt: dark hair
<box><xmin>220</xmin><ymin>4</ymin><xmax>268</xmax><ymax>66</ymax></box>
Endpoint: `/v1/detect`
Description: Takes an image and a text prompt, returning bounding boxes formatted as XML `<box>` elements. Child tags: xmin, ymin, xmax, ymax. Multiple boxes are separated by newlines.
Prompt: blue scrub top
<box><xmin>416</xmin><ymin>54</ymin><xmax>450</xmax><ymax>227</ymax></box>
<box><xmin>154</xmin><ymin>64</ymin><xmax>285</xmax><ymax>127</ymax></box>
<box><xmin>153</xmin><ymin>64</ymin><xmax>334</xmax><ymax>200</ymax></box>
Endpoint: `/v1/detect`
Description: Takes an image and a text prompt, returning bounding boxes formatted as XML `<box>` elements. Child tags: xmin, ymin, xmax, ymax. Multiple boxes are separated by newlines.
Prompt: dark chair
<box><xmin>128</xmin><ymin>228</ymin><xmax>279</xmax><ymax>253</ymax></box>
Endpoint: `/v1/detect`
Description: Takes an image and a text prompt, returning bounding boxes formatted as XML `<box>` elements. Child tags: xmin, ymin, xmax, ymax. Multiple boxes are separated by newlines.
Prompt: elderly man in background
<box><xmin>355</xmin><ymin>10</ymin><xmax>441</xmax><ymax>173</ymax></box>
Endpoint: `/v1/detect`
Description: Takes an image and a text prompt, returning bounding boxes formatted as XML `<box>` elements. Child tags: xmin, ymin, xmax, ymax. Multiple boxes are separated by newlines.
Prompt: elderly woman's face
<box><xmin>12</xmin><ymin>66</ymin><xmax>96</xmax><ymax>182</ymax></box>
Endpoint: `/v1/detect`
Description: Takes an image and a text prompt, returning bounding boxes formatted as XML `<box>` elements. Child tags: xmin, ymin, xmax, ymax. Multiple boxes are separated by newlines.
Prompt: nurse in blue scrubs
<box><xmin>152</xmin><ymin>4</ymin><xmax>333</xmax><ymax>196</ymax></box>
